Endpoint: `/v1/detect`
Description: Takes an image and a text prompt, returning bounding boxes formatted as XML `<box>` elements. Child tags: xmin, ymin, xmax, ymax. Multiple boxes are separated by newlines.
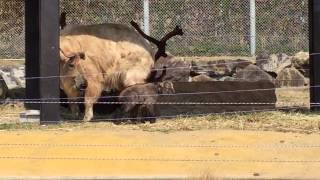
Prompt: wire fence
<box><xmin>0</xmin><ymin>1</ymin><xmax>318</xmax><ymax>175</ymax></box>
<box><xmin>0</xmin><ymin>51</ymin><xmax>310</xmax><ymax>124</ymax></box>
<box><xmin>0</xmin><ymin>0</ymin><xmax>309</xmax><ymax>59</ymax></box>
<box><xmin>0</xmin><ymin>52</ymin><xmax>312</xmax><ymax>121</ymax></box>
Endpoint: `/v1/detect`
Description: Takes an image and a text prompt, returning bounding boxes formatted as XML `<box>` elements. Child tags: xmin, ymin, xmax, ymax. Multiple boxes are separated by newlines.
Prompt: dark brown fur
<box><xmin>117</xmin><ymin>81</ymin><xmax>175</xmax><ymax>123</ymax></box>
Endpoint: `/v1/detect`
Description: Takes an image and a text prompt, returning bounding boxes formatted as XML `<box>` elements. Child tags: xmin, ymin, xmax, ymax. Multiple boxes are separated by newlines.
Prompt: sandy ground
<box><xmin>0</xmin><ymin>129</ymin><xmax>319</xmax><ymax>179</ymax></box>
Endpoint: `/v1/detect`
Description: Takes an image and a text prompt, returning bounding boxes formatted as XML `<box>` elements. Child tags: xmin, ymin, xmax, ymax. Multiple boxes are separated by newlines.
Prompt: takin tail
<box><xmin>146</xmin><ymin>66</ymin><xmax>167</xmax><ymax>83</ymax></box>
<box><xmin>103</xmin><ymin>71</ymin><xmax>127</xmax><ymax>91</ymax></box>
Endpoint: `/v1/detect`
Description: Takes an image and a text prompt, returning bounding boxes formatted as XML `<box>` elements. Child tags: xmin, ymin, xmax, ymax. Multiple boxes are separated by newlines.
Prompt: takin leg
<box><xmin>136</xmin><ymin>105</ymin><xmax>157</xmax><ymax>124</ymax></box>
<box><xmin>147</xmin><ymin>105</ymin><xmax>157</xmax><ymax>124</ymax></box>
<box><xmin>61</xmin><ymin>81</ymin><xmax>81</xmax><ymax>120</ymax></box>
<box><xmin>129</xmin><ymin>105</ymin><xmax>139</xmax><ymax>123</ymax></box>
<box><xmin>83</xmin><ymin>82</ymin><xmax>103</xmax><ymax>122</ymax></box>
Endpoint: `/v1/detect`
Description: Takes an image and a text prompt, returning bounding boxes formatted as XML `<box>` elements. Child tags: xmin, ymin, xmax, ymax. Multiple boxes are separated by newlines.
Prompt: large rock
<box><xmin>191</xmin><ymin>74</ymin><xmax>215</xmax><ymax>82</ymax></box>
<box><xmin>0</xmin><ymin>75</ymin><xmax>8</xmax><ymax>100</ymax></box>
<box><xmin>275</xmin><ymin>67</ymin><xmax>305</xmax><ymax>87</ymax></box>
<box><xmin>0</xmin><ymin>66</ymin><xmax>25</xmax><ymax>99</ymax></box>
<box><xmin>219</xmin><ymin>76</ymin><xmax>237</xmax><ymax>81</ymax></box>
<box><xmin>234</xmin><ymin>64</ymin><xmax>274</xmax><ymax>82</ymax></box>
<box><xmin>191</xmin><ymin>59</ymin><xmax>251</xmax><ymax>78</ymax></box>
<box><xmin>256</xmin><ymin>53</ymin><xmax>292</xmax><ymax>74</ymax></box>
<box><xmin>154</xmin><ymin>55</ymin><xmax>191</xmax><ymax>82</ymax></box>
<box><xmin>292</xmin><ymin>51</ymin><xmax>309</xmax><ymax>77</ymax></box>
<box><xmin>0</xmin><ymin>66</ymin><xmax>25</xmax><ymax>89</ymax></box>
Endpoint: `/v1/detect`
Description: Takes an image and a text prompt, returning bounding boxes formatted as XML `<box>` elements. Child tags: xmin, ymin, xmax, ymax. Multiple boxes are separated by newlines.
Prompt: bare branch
<box><xmin>130</xmin><ymin>20</ymin><xmax>184</xmax><ymax>61</ymax></box>
<box><xmin>130</xmin><ymin>21</ymin><xmax>159</xmax><ymax>45</ymax></box>
<box><xmin>160</xmin><ymin>26</ymin><xmax>184</xmax><ymax>43</ymax></box>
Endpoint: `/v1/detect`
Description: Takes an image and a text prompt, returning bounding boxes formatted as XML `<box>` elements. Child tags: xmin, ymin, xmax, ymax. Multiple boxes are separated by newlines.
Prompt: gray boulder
<box><xmin>191</xmin><ymin>59</ymin><xmax>251</xmax><ymax>78</ymax></box>
<box><xmin>234</xmin><ymin>64</ymin><xmax>274</xmax><ymax>82</ymax></box>
<box><xmin>0</xmin><ymin>66</ymin><xmax>25</xmax><ymax>90</ymax></box>
<box><xmin>0</xmin><ymin>66</ymin><xmax>25</xmax><ymax>100</ymax></box>
<box><xmin>0</xmin><ymin>75</ymin><xmax>8</xmax><ymax>100</ymax></box>
<box><xmin>256</xmin><ymin>53</ymin><xmax>292</xmax><ymax>75</ymax></box>
<box><xmin>219</xmin><ymin>76</ymin><xmax>237</xmax><ymax>81</ymax></box>
<box><xmin>191</xmin><ymin>74</ymin><xmax>216</xmax><ymax>82</ymax></box>
<box><xmin>292</xmin><ymin>51</ymin><xmax>309</xmax><ymax>77</ymax></box>
<box><xmin>275</xmin><ymin>67</ymin><xmax>305</xmax><ymax>87</ymax></box>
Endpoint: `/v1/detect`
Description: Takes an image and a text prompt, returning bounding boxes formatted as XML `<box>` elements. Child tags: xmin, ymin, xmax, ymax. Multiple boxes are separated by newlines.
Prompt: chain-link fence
<box><xmin>0</xmin><ymin>0</ymin><xmax>309</xmax><ymax>59</ymax></box>
<box><xmin>0</xmin><ymin>1</ymin><xmax>25</xmax><ymax>59</ymax></box>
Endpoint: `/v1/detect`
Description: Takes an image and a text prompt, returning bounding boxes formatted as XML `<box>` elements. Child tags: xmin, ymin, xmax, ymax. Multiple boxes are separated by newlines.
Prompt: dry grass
<box><xmin>276</xmin><ymin>88</ymin><xmax>310</xmax><ymax>108</ymax></box>
<box><xmin>0</xmin><ymin>108</ymin><xmax>320</xmax><ymax>134</ymax></box>
<box><xmin>0</xmin><ymin>59</ymin><xmax>315</xmax><ymax>134</ymax></box>
<box><xmin>141</xmin><ymin>111</ymin><xmax>320</xmax><ymax>134</ymax></box>
<box><xmin>0</xmin><ymin>103</ymin><xmax>24</xmax><ymax>124</ymax></box>
<box><xmin>0</xmin><ymin>87</ymin><xmax>318</xmax><ymax>134</ymax></box>
<box><xmin>0</xmin><ymin>59</ymin><xmax>24</xmax><ymax>67</ymax></box>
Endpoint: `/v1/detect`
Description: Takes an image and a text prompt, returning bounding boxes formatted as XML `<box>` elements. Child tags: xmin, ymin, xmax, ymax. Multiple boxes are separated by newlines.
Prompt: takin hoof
<box><xmin>82</xmin><ymin>116</ymin><xmax>93</xmax><ymax>122</ymax></box>
<box><xmin>149</xmin><ymin>118</ymin><xmax>156</xmax><ymax>124</ymax></box>
<box><xmin>83</xmin><ymin>110</ymin><xmax>94</xmax><ymax>122</ymax></box>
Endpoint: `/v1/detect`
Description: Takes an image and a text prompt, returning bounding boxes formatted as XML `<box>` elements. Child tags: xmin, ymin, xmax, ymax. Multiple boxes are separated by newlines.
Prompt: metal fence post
<box><xmin>25</xmin><ymin>0</ymin><xmax>40</xmax><ymax>110</ymax></box>
<box><xmin>143</xmin><ymin>0</ymin><xmax>150</xmax><ymax>35</ymax></box>
<box><xmin>39</xmin><ymin>0</ymin><xmax>60</xmax><ymax>123</ymax></box>
<box><xmin>250</xmin><ymin>0</ymin><xmax>256</xmax><ymax>56</ymax></box>
<box><xmin>309</xmin><ymin>0</ymin><xmax>320</xmax><ymax>111</ymax></box>
<box><xmin>25</xmin><ymin>0</ymin><xmax>60</xmax><ymax>123</ymax></box>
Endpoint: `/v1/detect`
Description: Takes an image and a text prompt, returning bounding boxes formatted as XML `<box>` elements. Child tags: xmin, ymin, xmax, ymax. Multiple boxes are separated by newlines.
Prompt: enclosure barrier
<box><xmin>0</xmin><ymin>0</ymin><xmax>309</xmax><ymax>58</ymax></box>
<box><xmin>0</xmin><ymin>1</ymin><xmax>317</xmax><ymax>178</ymax></box>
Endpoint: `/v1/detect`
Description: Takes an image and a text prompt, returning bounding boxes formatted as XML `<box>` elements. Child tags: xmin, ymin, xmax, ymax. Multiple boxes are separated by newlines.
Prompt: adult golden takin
<box><xmin>59</xmin><ymin>23</ymin><xmax>155</xmax><ymax>121</ymax></box>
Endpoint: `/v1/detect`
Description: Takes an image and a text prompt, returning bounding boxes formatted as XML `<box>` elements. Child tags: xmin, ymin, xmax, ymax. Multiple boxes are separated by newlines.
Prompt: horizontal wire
<box><xmin>0</xmin><ymin>53</ymin><xmax>314</xmax><ymax>81</ymax></box>
<box><xmin>0</xmin><ymin>101</ymin><xmax>311</xmax><ymax>106</ymax></box>
<box><xmin>182</xmin><ymin>34</ymin><xmax>310</xmax><ymax>39</ymax></box>
<box><xmin>0</xmin><ymin>104</ymin><xmax>308</xmax><ymax>118</ymax></box>
<box><xmin>39</xmin><ymin>106</ymin><xmax>310</xmax><ymax>123</ymax></box>
<box><xmin>1</xmin><ymin>32</ymin><xmax>310</xmax><ymax>40</ymax></box>
<box><xmin>1</xmin><ymin>85</ymin><xmax>311</xmax><ymax>101</ymax></box>
<box><xmin>0</xmin><ymin>143</ymin><xmax>319</xmax><ymax>149</ymax></box>
<box><xmin>0</xmin><ymin>156</ymin><xmax>318</xmax><ymax>163</ymax></box>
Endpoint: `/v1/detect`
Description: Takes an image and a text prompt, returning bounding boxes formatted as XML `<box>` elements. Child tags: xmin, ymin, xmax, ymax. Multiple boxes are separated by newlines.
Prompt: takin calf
<box><xmin>117</xmin><ymin>80</ymin><xmax>175</xmax><ymax>123</ymax></box>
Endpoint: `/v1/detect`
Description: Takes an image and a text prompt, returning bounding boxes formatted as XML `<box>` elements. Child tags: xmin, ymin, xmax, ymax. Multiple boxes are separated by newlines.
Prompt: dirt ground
<box><xmin>0</xmin><ymin>129</ymin><xmax>319</xmax><ymax>179</ymax></box>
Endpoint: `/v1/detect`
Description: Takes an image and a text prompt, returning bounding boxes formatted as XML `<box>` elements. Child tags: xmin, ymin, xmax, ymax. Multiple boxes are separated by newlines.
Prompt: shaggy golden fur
<box><xmin>59</xmin><ymin>23</ymin><xmax>155</xmax><ymax>121</ymax></box>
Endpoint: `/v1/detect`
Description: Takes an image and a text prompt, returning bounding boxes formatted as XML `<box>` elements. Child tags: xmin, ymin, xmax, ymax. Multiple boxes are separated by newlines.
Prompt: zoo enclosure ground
<box><xmin>0</xmin><ymin>129</ymin><xmax>319</xmax><ymax>179</ymax></box>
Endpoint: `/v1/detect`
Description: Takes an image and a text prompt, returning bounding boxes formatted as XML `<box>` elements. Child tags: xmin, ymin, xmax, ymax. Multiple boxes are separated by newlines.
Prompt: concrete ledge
<box><xmin>19</xmin><ymin>110</ymin><xmax>40</xmax><ymax>123</ymax></box>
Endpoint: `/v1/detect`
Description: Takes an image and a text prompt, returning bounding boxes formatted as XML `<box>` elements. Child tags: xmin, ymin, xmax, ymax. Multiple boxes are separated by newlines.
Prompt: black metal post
<box><xmin>25</xmin><ymin>0</ymin><xmax>60</xmax><ymax>123</ymax></box>
<box><xmin>39</xmin><ymin>0</ymin><xmax>60</xmax><ymax>123</ymax></box>
<box><xmin>25</xmin><ymin>0</ymin><xmax>40</xmax><ymax>110</ymax></box>
<box><xmin>309</xmin><ymin>0</ymin><xmax>320</xmax><ymax>111</ymax></box>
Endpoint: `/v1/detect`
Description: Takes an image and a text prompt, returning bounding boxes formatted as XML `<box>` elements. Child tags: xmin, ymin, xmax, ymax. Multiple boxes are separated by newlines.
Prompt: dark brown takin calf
<box><xmin>117</xmin><ymin>80</ymin><xmax>175</xmax><ymax>123</ymax></box>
